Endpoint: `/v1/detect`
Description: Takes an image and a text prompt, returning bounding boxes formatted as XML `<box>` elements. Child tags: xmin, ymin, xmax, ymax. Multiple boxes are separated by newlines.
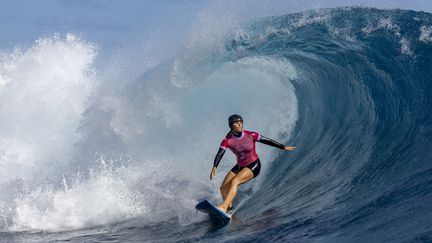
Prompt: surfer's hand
<box><xmin>210</xmin><ymin>167</ymin><xmax>217</xmax><ymax>180</ymax></box>
<box><xmin>284</xmin><ymin>146</ymin><xmax>296</xmax><ymax>151</ymax></box>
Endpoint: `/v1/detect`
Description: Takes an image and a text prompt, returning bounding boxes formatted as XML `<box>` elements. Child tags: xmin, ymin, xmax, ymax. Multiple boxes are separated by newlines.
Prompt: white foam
<box><xmin>400</xmin><ymin>37</ymin><xmax>413</xmax><ymax>55</ymax></box>
<box><xmin>293</xmin><ymin>9</ymin><xmax>332</xmax><ymax>28</ymax></box>
<box><xmin>362</xmin><ymin>18</ymin><xmax>401</xmax><ymax>37</ymax></box>
<box><xmin>10</xmin><ymin>158</ymin><xmax>146</xmax><ymax>232</ymax></box>
<box><xmin>0</xmin><ymin>34</ymin><xmax>96</xmax><ymax>184</ymax></box>
<box><xmin>419</xmin><ymin>26</ymin><xmax>432</xmax><ymax>42</ymax></box>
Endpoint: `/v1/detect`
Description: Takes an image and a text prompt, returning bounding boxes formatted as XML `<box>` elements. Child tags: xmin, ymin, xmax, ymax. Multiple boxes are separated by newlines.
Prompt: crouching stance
<box><xmin>210</xmin><ymin>114</ymin><xmax>296</xmax><ymax>213</ymax></box>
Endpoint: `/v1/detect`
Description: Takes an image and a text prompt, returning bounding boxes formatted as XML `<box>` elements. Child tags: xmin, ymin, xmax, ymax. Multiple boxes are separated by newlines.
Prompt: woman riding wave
<box><xmin>210</xmin><ymin>114</ymin><xmax>296</xmax><ymax>212</ymax></box>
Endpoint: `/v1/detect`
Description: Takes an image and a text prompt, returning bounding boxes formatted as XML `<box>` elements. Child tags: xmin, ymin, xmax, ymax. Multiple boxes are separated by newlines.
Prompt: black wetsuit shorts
<box><xmin>230</xmin><ymin>159</ymin><xmax>261</xmax><ymax>178</ymax></box>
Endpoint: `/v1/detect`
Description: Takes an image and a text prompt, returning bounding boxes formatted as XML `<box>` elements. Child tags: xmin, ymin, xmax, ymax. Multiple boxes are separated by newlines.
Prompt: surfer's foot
<box><xmin>227</xmin><ymin>204</ymin><xmax>233</xmax><ymax>211</ymax></box>
<box><xmin>216</xmin><ymin>204</ymin><xmax>228</xmax><ymax>213</ymax></box>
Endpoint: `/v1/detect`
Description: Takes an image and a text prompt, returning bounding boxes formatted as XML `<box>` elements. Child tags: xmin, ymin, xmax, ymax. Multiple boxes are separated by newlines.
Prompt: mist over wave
<box><xmin>0</xmin><ymin>31</ymin><xmax>298</xmax><ymax>233</ymax></box>
<box><xmin>0</xmin><ymin>6</ymin><xmax>431</xmax><ymax>243</ymax></box>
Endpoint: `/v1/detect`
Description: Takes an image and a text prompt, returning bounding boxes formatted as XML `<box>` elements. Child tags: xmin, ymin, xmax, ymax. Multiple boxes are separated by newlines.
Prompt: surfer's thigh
<box><xmin>231</xmin><ymin>167</ymin><xmax>254</xmax><ymax>187</ymax></box>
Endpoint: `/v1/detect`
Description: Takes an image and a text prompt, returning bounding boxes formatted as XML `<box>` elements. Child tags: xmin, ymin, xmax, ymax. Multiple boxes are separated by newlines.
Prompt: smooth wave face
<box><xmin>0</xmin><ymin>7</ymin><xmax>432</xmax><ymax>242</ymax></box>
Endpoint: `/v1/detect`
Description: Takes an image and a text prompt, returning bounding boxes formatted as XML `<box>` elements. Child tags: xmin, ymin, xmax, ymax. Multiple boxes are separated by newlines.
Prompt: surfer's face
<box><xmin>231</xmin><ymin>121</ymin><xmax>243</xmax><ymax>133</ymax></box>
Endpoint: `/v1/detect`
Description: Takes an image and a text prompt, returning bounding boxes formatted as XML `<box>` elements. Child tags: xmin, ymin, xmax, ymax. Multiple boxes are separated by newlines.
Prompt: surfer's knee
<box><xmin>230</xmin><ymin>177</ymin><xmax>240</xmax><ymax>188</ymax></box>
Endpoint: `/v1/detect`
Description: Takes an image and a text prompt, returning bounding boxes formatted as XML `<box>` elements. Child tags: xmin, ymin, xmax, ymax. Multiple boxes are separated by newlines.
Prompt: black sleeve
<box><xmin>258</xmin><ymin>135</ymin><xmax>285</xmax><ymax>149</ymax></box>
<box><xmin>213</xmin><ymin>148</ymin><xmax>226</xmax><ymax>168</ymax></box>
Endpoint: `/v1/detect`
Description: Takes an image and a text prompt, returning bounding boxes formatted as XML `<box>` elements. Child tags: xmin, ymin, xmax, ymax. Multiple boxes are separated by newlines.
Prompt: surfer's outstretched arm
<box><xmin>258</xmin><ymin>135</ymin><xmax>296</xmax><ymax>151</ymax></box>
<box><xmin>210</xmin><ymin>148</ymin><xmax>225</xmax><ymax>180</ymax></box>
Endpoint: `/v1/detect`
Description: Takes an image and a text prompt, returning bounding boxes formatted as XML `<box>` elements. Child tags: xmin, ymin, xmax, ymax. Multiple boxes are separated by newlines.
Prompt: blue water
<box><xmin>1</xmin><ymin>7</ymin><xmax>432</xmax><ymax>242</ymax></box>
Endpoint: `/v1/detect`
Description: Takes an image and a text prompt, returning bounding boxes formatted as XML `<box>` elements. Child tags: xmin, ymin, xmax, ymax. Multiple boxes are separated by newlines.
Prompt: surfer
<box><xmin>210</xmin><ymin>114</ymin><xmax>296</xmax><ymax>213</ymax></box>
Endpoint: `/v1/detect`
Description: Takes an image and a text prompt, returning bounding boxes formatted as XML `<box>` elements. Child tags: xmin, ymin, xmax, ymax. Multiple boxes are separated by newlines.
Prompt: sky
<box><xmin>1</xmin><ymin>0</ymin><xmax>431</xmax><ymax>54</ymax></box>
<box><xmin>0</xmin><ymin>0</ymin><xmax>210</xmax><ymax>50</ymax></box>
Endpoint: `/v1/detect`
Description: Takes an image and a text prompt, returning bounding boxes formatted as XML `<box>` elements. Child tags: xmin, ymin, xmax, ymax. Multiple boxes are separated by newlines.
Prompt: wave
<box><xmin>224</xmin><ymin>7</ymin><xmax>432</xmax><ymax>242</ymax></box>
<box><xmin>0</xmin><ymin>7</ymin><xmax>431</xmax><ymax>242</ymax></box>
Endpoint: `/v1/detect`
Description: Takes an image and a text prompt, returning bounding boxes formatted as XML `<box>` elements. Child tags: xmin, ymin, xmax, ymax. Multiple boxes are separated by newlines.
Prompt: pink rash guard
<box><xmin>220</xmin><ymin>130</ymin><xmax>261</xmax><ymax>167</ymax></box>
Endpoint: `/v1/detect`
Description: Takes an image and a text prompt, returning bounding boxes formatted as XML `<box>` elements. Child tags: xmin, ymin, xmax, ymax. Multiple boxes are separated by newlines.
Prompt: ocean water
<box><xmin>0</xmin><ymin>7</ymin><xmax>431</xmax><ymax>242</ymax></box>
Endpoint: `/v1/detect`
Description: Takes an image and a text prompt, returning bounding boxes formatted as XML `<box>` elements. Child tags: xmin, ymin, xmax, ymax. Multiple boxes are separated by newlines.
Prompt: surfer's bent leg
<box><xmin>217</xmin><ymin>166</ymin><xmax>254</xmax><ymax>212</ymax></box>
<box><xmin>220</xmin><ymin>171</ymin><xmax>236</xmax><ymax>201</ymax></box>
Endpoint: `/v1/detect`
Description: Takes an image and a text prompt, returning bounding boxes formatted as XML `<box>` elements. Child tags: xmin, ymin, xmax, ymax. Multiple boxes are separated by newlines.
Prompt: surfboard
<box><xmin>195</xmin><ymin>200</ymin><xmax>231</xmax><ymax>222</ymax></box>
